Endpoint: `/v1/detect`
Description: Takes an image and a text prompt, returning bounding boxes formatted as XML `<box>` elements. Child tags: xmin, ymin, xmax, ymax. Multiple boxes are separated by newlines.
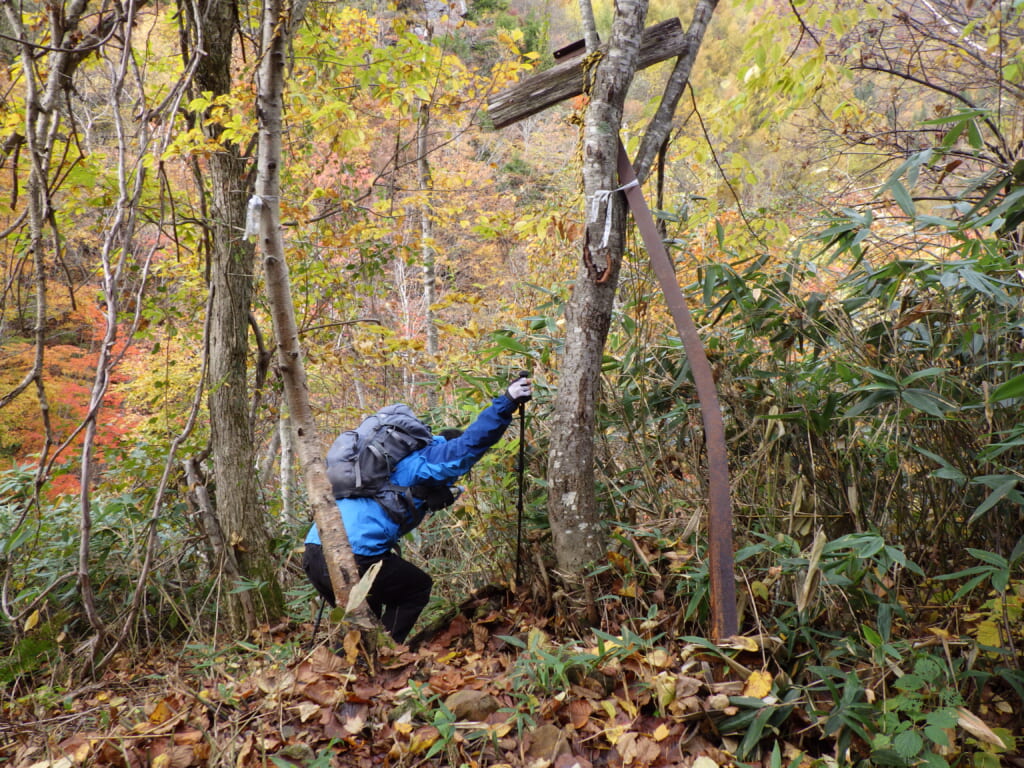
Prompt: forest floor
<box><xmin>1</xmin><ymin>586</ymin><xmax>1019</xmax><ymax>768</ymax></box>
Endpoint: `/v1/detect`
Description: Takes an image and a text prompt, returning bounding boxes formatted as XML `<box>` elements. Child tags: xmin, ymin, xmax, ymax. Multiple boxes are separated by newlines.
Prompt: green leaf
<box><xmin>902</xmin><ymin>367</ymin><xmax>946</xmax><ymax>384</ymax></box>
<box><xmin>913</xmin><ymin>445</ymin><xmax>968</xmax><ymax>485</ymax></box>
<box><xmin>990</xmin><ymin>373</ymin><xmax>1024</xmax><ymax>402</ymax></box>
<box><xmin>489</xmin><ymin>332</ymin><xmax>532</xmax><ymax>356</ymax></box>
<box><xmin>969</xmin><ymin>477</ymin><xmax>1019</xmax><ymax>524</ymax></box>
<box><xmin>901</xmin><ymin>388</ymin><xmax>952</xmax><ymax>417</ymax></box>
<box><xmin>894</xmin><ymin>729</ymin><xmax>924</xmax><ymax>760</ymax></box>
<box><xmin>737</xmin><ymin>705</ymin><xmax>775</xmax><ymax>758</ymax></box>
<box><xmin>893</xmin><ymin>673</ymin><xmax>925</xmax><ymax>691</ymax></box>
<box><xmin>921</xmin><ymin>751</ymin><xmax>950</xmax><ymax>768</ymax></box>
<box><xmin>862</xmin><ymin>624</ymin><xmax>883</xmax><ymax>647</ymax></box>
<box><xmin>887</xmin><ymin>179</ymin><xmax>916</xmax><ymax>218</ymax></box>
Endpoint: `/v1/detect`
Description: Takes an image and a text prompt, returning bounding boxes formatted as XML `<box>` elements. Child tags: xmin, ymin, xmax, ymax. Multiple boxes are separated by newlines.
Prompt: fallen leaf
<box><xmin>58</xmin><ymin>734</ymin><xmax>92</xmax><ymax>763</ymax></box>
<box><xmin>290</xmin><ymin>702</ymin><xmax>321</xmax><ymax>722</ymax></box>
<box><xmin>568</xmin><ymin>698</ymin><xmax>592</xmax><ymax>729</ymax></box>
<box><xmin>957</xmin><ymin>707</ymin><xmax>1006</xmax><ymax>748</ymax></box>
<box><xmin>706</xmin><ymin>694</ymin><xmax>731</xmax><ymax>711</ymax></box>
<box><xmin>644</xmin><ymin>649</ymin><xmax>672</xmax><ymax>669</ymax></box>
<box><xmin>173</xmin><ymin>729</ymin><xmax>205</xmax><ymax>746</ymax></box>
<box><xmin>408</xmin><ymin>725</ymin><xmax>440</xmax><ymax>755</ymax></box>
<box><xmin>743</xmin><ymin>669</ymin><xmax>773</xmax><ymax>698</ymax></box>
<box><xmin>616</xmin><ymin>732</ymin><xmax>660</xmax><ymax>764</ymax></box>
<box><xmin>25</xmin><ymin>609</ymin><xmax>41</xmax><ymax>632</ymax></box>
<box><xmin>301</xmin><ymin>680</ymin><xmax>343</xmax><ymax>707</ymax></box>
<box><xmin>675</xmin><ymin>676</ymin><xmax>702</xmax><ymax>698</ymax></box>
<box><xmin>719</xmin><ymin>635</ymin><xmax>759</xmax><ymax>652</ymax></box>
<box><xmin>525</xmin><ymin>723</ymin><xmax>570</xmax><ymax>760</ymax></box>
<box><xmin>445</xmin><ymin>689</ymin><xmax>500</xmax><ymax>721</ymax></box>
<box><xmin>254</xmin><ymin>668</ymin><xmax>295</xmax><ymax>696</ymax></box>
<box><xmin>148</xmin><ymin>698</ymin><xmax>174</xmax><ymax>725</ymax></box>
<box><xmin>692</xmin><ymin>757</ymin><xmax>720</xmax><ymax>768</ymax></box>
<box><xmin>652</xmin><ymin>723</ymin><xmax>671</xmax><ymax>741</ymax></box>
<box><xmin>342</xmin><ymin>630</ymin><xmax>361</xmax><ymax>665</ymax></box>
<box><xmin>340</xmin><ymin>701</ymin><xmax>368</xmax><ymax>734</ymax></box>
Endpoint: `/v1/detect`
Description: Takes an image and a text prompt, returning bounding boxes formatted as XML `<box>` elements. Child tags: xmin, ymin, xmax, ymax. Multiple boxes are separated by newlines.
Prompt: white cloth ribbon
<box><xmin>243</xmin><ymin>195</ymin><xmax>263</xmax><ymax>241</ymax></box>
<box><xmin>588</xmin><ymin>179</ymin><xmax>639</xmax><ymax>249</ymax></box>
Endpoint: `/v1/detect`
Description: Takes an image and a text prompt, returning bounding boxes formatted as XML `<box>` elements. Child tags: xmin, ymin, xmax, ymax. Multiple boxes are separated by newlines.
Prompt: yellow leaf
<box><xmin>720</xmin><ymin>635</ymin><xmax>760</xmax><ymax>652</ymax></box>
<box><xmin>928</xmin><ymin>627</ymin><xmax>952</xmax><ymax>639</ymax></box>
<box><xmin>616</xmin><ymin>581</ymin><xmax>639</xmax><ymax>598</ymax></box>
<box><xmin>743</xmin><ymin>670</ymin><xmax>773</xmax><ymax>699</ymax></box>
<box><xmin>693</xmin><ymin>757</ymin><xmax>720</xmax><ymax>768</ymax></box>
<box><xmin>408</xmin><ymin>725</ymin><xmax>440</xmax><ymax>755</ymax></box>
<box><xmin>975</xmin><ymin>620</ymin><xmax>1002</xmax><ymax>648</ymax></box>
<box><xmin>149</xmin><ymin>698</ymin><xmax>173</xmax><ymax>725</ymax></box>
<box><xmin>652</xmin><ymin>723</ymin><xmax>671</xmax><ymax>741</ymax></box>
<box><xmin>24</xmin><ymin>609</ymin><xmax>40</xmax><ymax>632</ymax></box>
<box><xmin>342</xmin><ymin>630</ymin><xmax>361</xmax><ymax>665</ymax></box>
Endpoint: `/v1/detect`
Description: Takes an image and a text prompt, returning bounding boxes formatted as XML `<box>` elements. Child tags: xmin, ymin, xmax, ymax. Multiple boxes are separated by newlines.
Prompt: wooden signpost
<box><xmin>486</xmin><ymin>18</ymin><xmax>739</xmax><ymax>640</ymax></box>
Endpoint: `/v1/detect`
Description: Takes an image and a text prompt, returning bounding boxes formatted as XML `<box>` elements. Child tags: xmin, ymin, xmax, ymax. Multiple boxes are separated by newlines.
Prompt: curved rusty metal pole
<box><xmin>616</xmin><ymin>140</ymin><xmax>737</xmax><ymax>640</ymax></box>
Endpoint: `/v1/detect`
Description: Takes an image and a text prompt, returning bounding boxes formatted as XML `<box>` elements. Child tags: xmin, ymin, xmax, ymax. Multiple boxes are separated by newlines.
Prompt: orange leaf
<box><xmin>148</xmin><ymin>698</ymin><xmax>174</xmax><ymax>725</ymax></box>
<box><xmin>567</xmin><ymin>698</ymin><xmax>592</xmax><ymax>730</ymax></box>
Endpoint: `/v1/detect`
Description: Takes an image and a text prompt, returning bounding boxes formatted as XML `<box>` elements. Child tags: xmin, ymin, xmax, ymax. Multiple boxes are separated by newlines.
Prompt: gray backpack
<box><xmin>325</xmin><ymin>404</ymin><xmax>434</xmax><ymax>523</ymax></box>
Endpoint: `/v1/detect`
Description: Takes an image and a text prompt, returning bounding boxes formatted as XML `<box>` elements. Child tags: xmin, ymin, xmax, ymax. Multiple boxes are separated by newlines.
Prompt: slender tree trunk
<box><xmin>187</xmin><ymin>0</ymin><xmax>284</xmax><ymax>630</ymax></box>
<box><xmin>418</xmin><ymin>100</ymin><xmax>440</xmax><ymax>409</ymax></box>
<box><xmin>419</xmin><ymin>102</ymin><xmax>439</xmax><ymax>361</ymax></box>
<box><xmin>254</xmin><ymin>0</ymin><xmax>366</xmax><ymax>619</ymax></box>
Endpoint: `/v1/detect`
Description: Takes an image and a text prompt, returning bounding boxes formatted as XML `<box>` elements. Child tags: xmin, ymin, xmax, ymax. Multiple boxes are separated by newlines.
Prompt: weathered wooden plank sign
<box><xmin>486</xmin><ymin>18</ymin><xmax>739</xmax><ymax>640</ymax></box>
<box><xmin>485</xmin><ymin>18</ymin><xmax>689</xmax><ymax>130</ymax></box>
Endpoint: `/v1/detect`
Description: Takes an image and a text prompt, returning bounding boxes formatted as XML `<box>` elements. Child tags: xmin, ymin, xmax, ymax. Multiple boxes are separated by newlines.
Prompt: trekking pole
<box><xmin>311</xmin><ymin>596</ymin><xmax>326</xmax><ymax>644</ymax></box>
<box><xmin>515</xmin><ymin>402</ymin><xmax>526</xmax><ymax>585</ymax></box>
<box><xmin>513</xmin><ymin>371</ymin><xmax>528</xmax><ymax>585</ymax></box>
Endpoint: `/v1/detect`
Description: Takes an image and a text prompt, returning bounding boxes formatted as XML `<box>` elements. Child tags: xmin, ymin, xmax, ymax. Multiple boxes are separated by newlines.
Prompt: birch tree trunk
<box><xmin>254</xmin><ymin>0</ymin><xmax>366</xmax><ymax>617</ymax></box>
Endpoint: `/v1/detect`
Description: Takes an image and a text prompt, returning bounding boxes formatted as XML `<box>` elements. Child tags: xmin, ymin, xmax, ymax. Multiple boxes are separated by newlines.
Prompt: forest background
<box><xmin>1</xmin><ymin>0</ymin><xmax>1023</xmax><ymax>766</ymax></box>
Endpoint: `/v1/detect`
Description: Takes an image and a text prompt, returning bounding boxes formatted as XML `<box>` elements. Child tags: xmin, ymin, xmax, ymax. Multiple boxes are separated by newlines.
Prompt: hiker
<box><xmin>302</xmin><ymin>376</ymin><xmax>533</xmax><ymax>644</ymax></box>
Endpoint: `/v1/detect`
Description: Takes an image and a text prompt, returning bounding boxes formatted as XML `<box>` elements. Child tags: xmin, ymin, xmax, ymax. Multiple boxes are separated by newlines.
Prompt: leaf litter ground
<box><xmin>1</xmin><ymin>586</ymin><xmax>1015</xmax><ymax>768</ymax></box>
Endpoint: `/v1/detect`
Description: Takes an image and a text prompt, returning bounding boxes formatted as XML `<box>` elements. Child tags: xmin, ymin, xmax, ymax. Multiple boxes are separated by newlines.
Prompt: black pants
<box><xmin>302</xmin><ymin>543</ymin><xmax>432</xmax><ymax>644</ymax></box>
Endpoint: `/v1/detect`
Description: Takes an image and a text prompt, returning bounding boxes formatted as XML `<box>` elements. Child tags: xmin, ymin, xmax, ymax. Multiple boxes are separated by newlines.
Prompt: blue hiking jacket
<box><xmin>305</xmin><ymin>394</ymin><xmax>518</xmax><ymax>556</ymax></box>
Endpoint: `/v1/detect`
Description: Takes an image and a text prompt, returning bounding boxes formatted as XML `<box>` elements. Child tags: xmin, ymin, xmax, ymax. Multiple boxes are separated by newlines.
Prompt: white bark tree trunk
<box><xmin>254</xmin><ymin>0</ymin><xmax>365</xmax><ymax>616</ymax></box>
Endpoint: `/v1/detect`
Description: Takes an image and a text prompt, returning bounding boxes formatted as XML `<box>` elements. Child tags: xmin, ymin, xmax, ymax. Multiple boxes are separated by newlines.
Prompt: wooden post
<box><xmin>485</xmin><ymin>18</ymin><xmax>689</xmax><ymax>130</ymax></box>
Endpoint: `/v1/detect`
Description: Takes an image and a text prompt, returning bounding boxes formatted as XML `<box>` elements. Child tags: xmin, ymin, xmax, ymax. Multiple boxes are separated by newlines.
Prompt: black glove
<box><xmin>506</xmin><ymin>374</ymin><xmax>532</xmax><ymax>406</ymax></box>
<box><xmin>411</xmin><ymin>484</ymin><xmax>456</xmax><ymax>512</ymax></box>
